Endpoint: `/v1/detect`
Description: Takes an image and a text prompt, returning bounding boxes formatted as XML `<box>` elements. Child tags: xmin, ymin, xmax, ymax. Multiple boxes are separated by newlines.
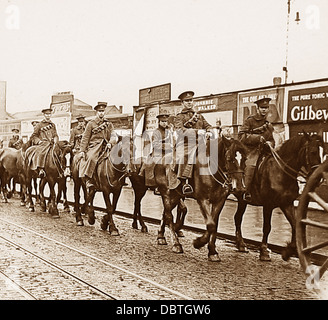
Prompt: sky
<box><xmin>0</xmin><ymin>0</ymin><xmax>327</xmax><ymax>114</ymax></box>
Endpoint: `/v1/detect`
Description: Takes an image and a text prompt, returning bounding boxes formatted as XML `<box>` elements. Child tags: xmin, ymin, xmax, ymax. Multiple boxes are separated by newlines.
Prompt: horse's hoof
<box><xmin>177</xmin><ymin>230</ymin><xmax>184</xmax><ymax>237</ymax></box>
<box><xmin>236</xmin><ymin>242</ymin><xmax>249</xmax><ymax>253</ymax></box>
<box><xmin>208</xmin><ymin>254</ymin><xmax>221</xmax><ymax>262</ymax></box>
<box><xmin>29</xmin><ymin>207</ymin><xmax>34</xmax><ymax>212</ymax></box>
<box><xmin>88</xmin><ymin>217</ymin><xmax>95</xmax><ymax>225</ymax></box>
<box><xmin>157</xmin><ymin>237</ymin><xmax>167</xmax><ymax>245</ymax></box>
<box><xmin>110</xmin><ymin>230</ymin><xmax>120</xmax><ymax>236</ymax></box>
<box><xmin>132</xmin><ymin>221</ymin><xmax>138</xmax><ymax>229</ymax></box>
<box><xmin>100</xmin><ymin>218</ymin><xmax>108</xmax><ymax>230</ymax></box>
<box><xmin>20</xmin><ymin>201</ymin><xmax>26</xmax><ymax>206</ymax></box>
<box><xmin>259</xmin><ymin>251</ymin><xmax>271</xmax><ymax>261</ymax></box>
<box><xmin>141</xmin><ymin>226</ymin><xmax>148</xmax><ymax>233</ymax></box>
<box><xmin>77</xmin><ymin>220</ymin><xmax>84</xmax><ymax>226</ymax></box>
<box><xmin>172</xmin><ymin>244</ymin><xmax>183</xmax><ymax>254</ymax></box>
<box><xmin>193</xmin><ymin>238</ymin><xmax>204</xmax><ymax>250</ymax></box>
<box><xmin>52</xmin><ymin>215</ymin><xmax>60</xmax><ymax>219</ymax></box>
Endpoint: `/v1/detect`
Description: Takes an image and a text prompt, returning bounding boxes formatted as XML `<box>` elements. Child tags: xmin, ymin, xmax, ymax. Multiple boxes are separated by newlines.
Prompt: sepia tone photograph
<box><xmin>0</xmin><ymin>0</ymin><xmax>328</xmax><ymax>308</ymax></box>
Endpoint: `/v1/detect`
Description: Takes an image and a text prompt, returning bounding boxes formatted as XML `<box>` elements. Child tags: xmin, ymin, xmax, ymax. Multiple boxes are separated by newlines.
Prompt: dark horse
<box><xmin>25</xmin><ymin>141</ymin><xmax>71</xmax><ymax>217</ymax></box>
<box><xmin>128</xmin><ymin>157</ymin><xmax>188</xmax><ymax>235</ymax></box>
<box><xmin>234</xmin><ymin>133</ymin><xmax>323</xmax><ymax>261</ymax></box>
<box><xmin>154</xmin><ymin>135</ymin><xmax>247</xmax><ymax>261</ymax></box>
<box><xmin>74</xmin><ymin>139</ymin><xmax>129</xmax><ymax>233</ymax></box>
<box><xmin>0</xmin><ymin>147</ymin><xmax>27</xmax><ymax>205</ymax></box>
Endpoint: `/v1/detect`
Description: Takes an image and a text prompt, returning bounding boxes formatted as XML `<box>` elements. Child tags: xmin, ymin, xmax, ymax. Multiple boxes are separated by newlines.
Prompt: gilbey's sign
<box><xmin>288</xmin><ymin>86</ymin><xmax>328</xmax><ymax>123</ymax></box>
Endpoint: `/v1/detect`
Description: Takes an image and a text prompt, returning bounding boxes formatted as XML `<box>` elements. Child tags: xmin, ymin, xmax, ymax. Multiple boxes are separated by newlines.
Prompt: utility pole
<box><xmin>283</xmin><ymin>0</ymin><xmax>291</xmax><ymax>84</ymax></box>
<box><xmin>283</xmin><ymin>0</ymin><xmax>301</xmax><ymax>84</ymax></box>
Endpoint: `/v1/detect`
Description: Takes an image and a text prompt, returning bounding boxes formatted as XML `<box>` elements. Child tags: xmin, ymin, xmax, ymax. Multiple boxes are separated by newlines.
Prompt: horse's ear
<box><xmin>302</xmin><ymin>130</ymin><xmax>310</xmax><ymax>140</ymax></box>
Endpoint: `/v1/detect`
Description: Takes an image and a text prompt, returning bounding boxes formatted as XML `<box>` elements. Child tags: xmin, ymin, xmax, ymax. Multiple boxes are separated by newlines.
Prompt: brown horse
<box><xmin>75</xmin><ymin>138</ymin><xmax>130</xmax><ymax>234</ymax></box>
<box><xmin>0</xmin><ymin>147</ymin><xmax>27</xmax><ymax>205</ymax></box>
<box><xmin>233</xmin><ymin>133</ymin><xmax>323</xmax><ymax>261</ymax></box>
<box><xmin>25</xmin><ymin>141</ymin><xmax>71</xmax><ymax>217</ymax></box>
<box><xmin>154</xmin><ymin>135</ymin><xmax>247</xmax><ymax>261</ymax></box>
<box><xmin>128</xmin><ymin>159</ymin><xmax>188</xmax><ymax>235</ymax></box>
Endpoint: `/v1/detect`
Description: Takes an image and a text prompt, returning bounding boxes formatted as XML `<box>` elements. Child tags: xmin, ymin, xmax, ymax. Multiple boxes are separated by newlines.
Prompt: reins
<box><xmin>104</xmin><ymin>144</ymin><xmax>128</xmax><ymax>188</ymax></box>
<box><xmin>265</xmin><ymin>141</ymin><xmax>313</xmax><ymax>182</ymax></box>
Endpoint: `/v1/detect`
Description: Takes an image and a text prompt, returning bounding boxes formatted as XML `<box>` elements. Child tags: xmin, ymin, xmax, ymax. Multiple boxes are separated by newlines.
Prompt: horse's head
<box><xmin>109</xmin><ymin>135</ymin><xmax>131</xmax><ymax>174</ymax></box>
<box><xmin>300</xmin><ymin>132</ymin><xmax>323</xmax><ymax>176</ymax></box>
<box><xmin>221</xmin><ymin>136</ymin><xmax>247</xmax><ymax>195</ymax></box>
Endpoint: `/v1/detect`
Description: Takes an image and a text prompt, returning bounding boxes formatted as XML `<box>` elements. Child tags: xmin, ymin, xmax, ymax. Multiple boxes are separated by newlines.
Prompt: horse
<box><xmin>25</xmin><ymin>140</ymin><xmax>71</xmax><ymax>218</ymax></box>
<box><xmin>37</xmin><ymin>142</ymin><xmax>72</xmax><ymax>213</ymax></box>
<box><xmin>75</xmin><ymin>138</ymin><xmax>130</xmax><ymax>233</ymax></box>
<box><xmin>233</xmin><ymin>133</ymin><xmax>323</xmax><ymax>261</ymax></box>
<box><xmin>153</xmin><ymin>134</ymin><xmax>247</xmax><ymax>261</ymax></box>
<box><xmin>128</xmin><ymin>158</ymin><xmax>188</xmax><ymax>235</ymax></box>
<box><xmin>71</xmin><ymin>150</ymin><xmax>88</xmax><ymax>226</ymax></box>
<box><xmin>0</xmin><ymin>147</ymin><xmax>27</xmax><ymax>205</ymax></box>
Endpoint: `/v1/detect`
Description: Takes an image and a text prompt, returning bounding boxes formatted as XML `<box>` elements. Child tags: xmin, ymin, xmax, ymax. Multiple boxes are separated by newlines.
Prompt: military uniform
<box><xmin>175</xmin><ymin>97</ymin><xmax>212</xmax><ymax>179</ymax></box>
<box><xmin>79</xmin><ymin>106</ymin><xmax>117</xmax><ymax>180</ymax></box>
<box><xmin>139</xmin><ymin>113</ymin><xmax>173</xmax><ymax>187</ymax></box>
<box><xmin>174</xmin><ymin>91</ymin><xmax>213</xmax><ymax>194</ymax></box>
<box><xmin>238</xmin><ymin>97</ymin><xmax>275</xmax><ymax>201</ymax></box>
<box><xmin>8</xmin><ymin>136</ymin><xmax>20</xmax><ymax>149</ymax></box>
<box><xmin>69</xmin><ymin>115</ymin><xmax>86</xmax><ymax>152</ymax></box>
<box><xmin>26</xmin><ymin>109</ymin><xmax>59</xmax><ymax>172</ymax></box>
<box><xmin>152</xmin><ymin>125</ymin><xmax>173</xmax><ymax>158</ymax></box>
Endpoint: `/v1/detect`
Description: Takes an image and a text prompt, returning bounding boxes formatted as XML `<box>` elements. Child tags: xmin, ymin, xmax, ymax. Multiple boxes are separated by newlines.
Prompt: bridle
<box><xmin>266</xmin><ymin>140</ymin><xmax>320</xmax><ymax>181</ymax></box>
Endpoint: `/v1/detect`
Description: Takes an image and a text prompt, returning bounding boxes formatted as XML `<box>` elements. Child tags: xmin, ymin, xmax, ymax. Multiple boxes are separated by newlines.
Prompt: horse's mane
<box><xmin>277</xmin><ymin>135</ymin><xmax>306</xmax><ymax>159</ymax></box>
<box><xmin>277</xmin><ymin>134</ymin><xmax>320</xmax><ymax>158</ymax></box>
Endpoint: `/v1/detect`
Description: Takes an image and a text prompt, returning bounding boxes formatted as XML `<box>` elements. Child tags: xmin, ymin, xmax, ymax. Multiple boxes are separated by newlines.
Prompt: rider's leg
<box><xmin>243</xmin><ymin>165</ymin><xmax>255</xmax><ymax>201</ymax></box>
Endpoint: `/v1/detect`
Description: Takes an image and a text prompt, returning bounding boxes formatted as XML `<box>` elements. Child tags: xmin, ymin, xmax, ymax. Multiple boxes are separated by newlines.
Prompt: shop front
<box><xmin>287</xmin><ymin>84</ymin><xmax>328</xmax><ymax>144</ymax></box>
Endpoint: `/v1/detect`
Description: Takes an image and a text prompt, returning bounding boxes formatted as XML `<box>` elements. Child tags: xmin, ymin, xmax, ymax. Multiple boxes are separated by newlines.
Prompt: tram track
<box><xmin>0</xmin><ymin>217</ymin><xmax>194</xmax><ymax>300</ymax></box>
<box><xmin>64</xmin><ymin>199</ymin><xmax>327</xmax><ymax>267</ymax></box>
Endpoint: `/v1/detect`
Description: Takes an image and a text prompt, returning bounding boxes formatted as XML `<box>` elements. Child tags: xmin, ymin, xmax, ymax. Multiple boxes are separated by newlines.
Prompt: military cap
<box><xmin>156</xmin><ymin>113</ymin><xmax>170</xmax><ymax>120</ymax></box>
<box><xmin>42</xmin><ymin>108</ymin><xmax>53</xmax><ymax>114</ymax></box>
<box><xmin>178</xmin><ymin>91</ymin><xmax>195</xmax><ymax>101</ymax></box>
<box><xmin>94</xmin><ymin>103</ymin><xmax>107</xmax><ymax>111</ymax></box>
<box><xmin>31</xmin><ymin>120</ymin><xmax>39</xmax><ymax>126</ymax></box>
<box><xmin>254</xmin><ymin>97</ymin><xmax>271</xmax><ymax>108</ymax></box>
<box><xmin>76</xmin><ymin>114</ymin><xmax>86</xmax><ymax>121</ymax></box>
<box><xmin>12</xmin><ymin>128</ymin><xmax>19</xmax><ymax>133</ymax></box>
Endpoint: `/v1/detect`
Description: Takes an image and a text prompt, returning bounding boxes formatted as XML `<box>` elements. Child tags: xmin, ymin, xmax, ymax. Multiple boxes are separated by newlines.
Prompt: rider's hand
<box><xmin>260</xmin><ymin>136</ymin><xmax>266</xmax><ymax>143</ymax></box>
<box><xmin>205</xmin><ymin>132</ymin><xmax>213</xmax><ymax>139</ymax></box>
<box><xmin>107</xmin><ymin>143</ymin><xmax>112</xmax><ymax>149</ymax></box>
<box><xmin>265</xmin><ymin>141</ymin><xmax>273</xmax><ymax>148</ymax></box>
<box><xmin>79</xmin><ymin>151</ymin><xmax>85</xmax><ymax>159</ymax></box>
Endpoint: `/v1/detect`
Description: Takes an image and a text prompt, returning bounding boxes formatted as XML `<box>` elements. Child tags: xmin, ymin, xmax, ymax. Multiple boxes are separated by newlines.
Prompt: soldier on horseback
<box><xmin>69</xmin><ymin>114</ymin><xmax>86</xmax><ymax>153</ymax></box>
<box><xmin>138</xmin><ymin>113</ymin><xmax>174</xmax><ymax>189</ymax></box>
<box><xmin>238</xmin><ymin>97</ymin><xmax>275</xmax><ymax>202</ymax></box>
<box><xmin>78</xmin><ymin>103</ymin><xmax>118</xmax><ymax>191</ymax></box>
<box><xmin>8</xmin><ymin>128</ymin><xmax>21</xmax><ymax>149</ymax></box>
<box><xmin>28</xmin><ymin>108</ymin><xmax>59</xmax><ymax>178</ymax></box>
<box><xmin>175</xmin><ymin>91</ymin><xmax>213</xmax><ymax>194</ymax></box>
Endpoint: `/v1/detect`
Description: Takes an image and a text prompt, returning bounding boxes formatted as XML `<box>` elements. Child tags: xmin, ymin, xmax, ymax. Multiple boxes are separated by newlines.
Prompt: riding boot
<box><xmin>243</xmin><ymin>165</ymin><xmax>255</xmax><ymax>202</ymax></box>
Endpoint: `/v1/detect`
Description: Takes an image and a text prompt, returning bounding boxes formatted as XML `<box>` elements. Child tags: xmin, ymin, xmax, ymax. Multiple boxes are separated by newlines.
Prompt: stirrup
<box><xmin>242</xmin><ymin>192</ymin><xmax>252</xmax><ymax>202</ymax></box>
<box><xmin>182</xmin><ymin>183</ymin><xmax>193</xmax><ymax>195</ymax></box>
<box><xmin>39</xmin><ymin>168</ymin><xmax>46</xmax><ymax>178</ymax></box>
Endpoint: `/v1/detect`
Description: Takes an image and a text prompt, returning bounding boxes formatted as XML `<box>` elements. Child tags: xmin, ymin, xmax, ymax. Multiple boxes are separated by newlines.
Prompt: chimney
<box><xmin>119</xmin><ymin>105</ymin><xmax>123</xmax><ymax>113</ymax></box>
<box><xmin>273</xmin><ymin>77</ymin><xmax>282</xmax><ymax>86</ymax></box>
<box><xmin>0</xmin><ymin>81</ymin><xmax>8</xmax><ymax>119</ymax></box>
